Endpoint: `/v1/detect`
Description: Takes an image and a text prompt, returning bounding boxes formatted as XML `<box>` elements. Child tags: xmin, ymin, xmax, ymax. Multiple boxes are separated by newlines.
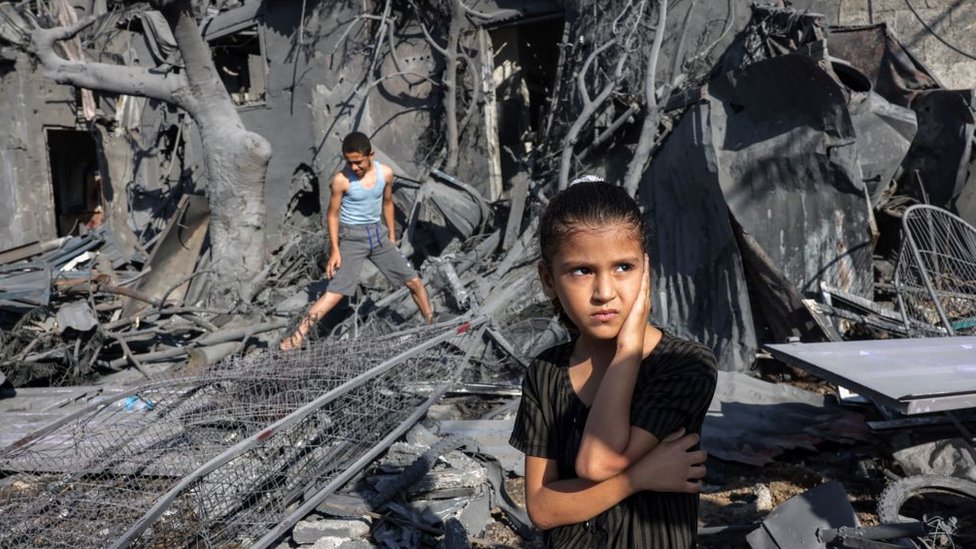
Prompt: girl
<box><xmin>509</xmin><ymin>179</ymin><xmax>717</xmax><ymax>548</ymax></box>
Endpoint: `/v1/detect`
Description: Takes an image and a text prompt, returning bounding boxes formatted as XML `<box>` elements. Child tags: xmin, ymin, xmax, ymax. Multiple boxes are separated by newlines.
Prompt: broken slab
<box><xmin>292</xmin><ymin>517</ymin><xmax>370</xmax><ymax>545</ymax></box>
<box><xmin>419</xmin><ymin>483</ymin><xmax>491</xmax><ymax>538</ymax></box>
<box><xmin>435</xmin><ymin>419</ymin><xmax>523</xmax><ymax>476</ymax></box>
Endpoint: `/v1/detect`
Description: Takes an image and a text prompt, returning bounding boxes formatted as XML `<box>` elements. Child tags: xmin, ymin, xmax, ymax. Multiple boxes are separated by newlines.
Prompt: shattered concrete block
<box><xmin>316</xmin><ymin>493</ymin><xmax>370</xmax><ymax>518</ymax></box>
<box><xmin>421</xmin><ymin>484</ymin><xmax>491</xmax><ymax>537</ymax></box>
<box><xmin>425</xmin><ymin>403</ymin><xmax>463</xmax><ymax>422</ymax></box>
<box><xmin>406</xmin><ymin>450</ymin><xmax>487</xmax><ymax>497</ymax></box>
<box><xmin>369</xmin><ymin>448</ymin><xmax>487</xmax><ymax>500</ymax></box>
<box><xmin>335</xmin><ymin>541</ymin><xmax>373</xmax><ymax>549</ymax></box>
<box><xmin>892</xmin><ymin>438</ymin><xmax>976</xmax><ymax>482</ymax></box>
<box><xmin>292</xmin><ymin>517</ymin><xmax>370</xmax><ymax>545</ymax></box>
<box><xmin>404</xmin><ymin>423</ymin><xmax>441</xmax><ymax>446</ymax></box>
<box><xmin>378</xmin><ymin>441</ymin><xmax>431</xmax><ymax>470</ymax></box>
<box><xmin>309</xmin><ymin>538</ymin><xmax>373</xmax><ymax>549</ymax></box>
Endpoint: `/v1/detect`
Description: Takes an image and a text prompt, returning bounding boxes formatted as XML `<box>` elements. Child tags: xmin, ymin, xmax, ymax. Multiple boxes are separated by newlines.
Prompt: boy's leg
<box><xmin>404</xmin><ymin>277</ymin><xmax>434</xmax><ymax>323</ymax></box>
<box><xmin>370</xmin><ymin>230</ymin><xmax>433</xmax><ymax>323</ymax></box>
<box><xmin>281</xmin><ymin>225</ymin><xmax>365</xmax><ymax>350</ymax></box>
<box><xmin>280</xmin><ymin>291</ymin><xmax>344</xmax><ymax>350</ymax></box>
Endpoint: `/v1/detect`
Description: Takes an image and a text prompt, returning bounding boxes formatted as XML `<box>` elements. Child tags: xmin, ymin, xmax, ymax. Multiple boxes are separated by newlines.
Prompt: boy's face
<box><xmin>539</xmin><ymin>224</ymin><xmax>646</xmax><ymax>342</ymax></box>
<box><xmin>344</xmin><ymin>151</ymin><xmax>374</xmax><ymax>178</ymax></box>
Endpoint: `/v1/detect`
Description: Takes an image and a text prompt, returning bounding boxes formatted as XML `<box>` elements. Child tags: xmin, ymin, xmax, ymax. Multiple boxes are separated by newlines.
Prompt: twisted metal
<box><xmin>895</xmin><ymin>205</ymin><xmax>976</xmax><ymax>336</ymax></box>
<box><xmin>0</xmin><ymin>318</ymin><xmax>485</xmax><ymax>548</ymax></box>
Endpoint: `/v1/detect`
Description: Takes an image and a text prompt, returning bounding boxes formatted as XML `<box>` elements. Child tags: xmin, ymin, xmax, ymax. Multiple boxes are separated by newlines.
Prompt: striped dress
<box><xmin>509</xmin><ymin>330</ymin><xmax>718</xmax><ymax>548</ymax></box>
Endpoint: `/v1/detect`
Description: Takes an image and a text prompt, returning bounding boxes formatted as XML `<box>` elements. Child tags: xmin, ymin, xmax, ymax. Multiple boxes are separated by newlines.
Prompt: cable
<box><xmin>904</xmin><ymin>0</ymin><xmax>976</xmax><ymax>61</ymax></box>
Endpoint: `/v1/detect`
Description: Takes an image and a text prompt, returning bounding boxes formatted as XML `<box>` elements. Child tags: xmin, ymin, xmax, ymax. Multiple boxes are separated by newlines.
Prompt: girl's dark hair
<box><xmin>539</xmin><ymin>180</ymin><xmax>646</xmax><ymax>265</ymax></box>
<box><xmin>342</xmin><ymin>131</ymin><xmax>372</xmax><ymax>155</ymax></box>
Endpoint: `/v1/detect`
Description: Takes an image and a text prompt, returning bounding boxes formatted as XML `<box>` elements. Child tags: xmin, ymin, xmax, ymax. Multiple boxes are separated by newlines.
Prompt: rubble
<box><xmin>0</xmin><ymin>1</ymin><xmax>976</xmax><ymax>548</ymax></box>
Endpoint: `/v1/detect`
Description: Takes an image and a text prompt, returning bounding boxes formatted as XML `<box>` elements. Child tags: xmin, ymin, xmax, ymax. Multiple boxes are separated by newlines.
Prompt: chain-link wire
<box><xmin>0</xmin><ymin>318</ymin><xmax>484</xmax><ymax>548</ymax></box>
<box><xmin>895</xmin><ymin>205</ymin><xmax>976</xmax><ymax>336</ymax></box>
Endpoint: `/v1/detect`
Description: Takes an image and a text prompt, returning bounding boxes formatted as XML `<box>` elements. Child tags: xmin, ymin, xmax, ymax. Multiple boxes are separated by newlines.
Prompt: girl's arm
<box><xmin>526</xmin><ymin>430</ymin><xmax>706</xmax><ymax>530</ymax></box>
<box><xmin>576</xmin><ymin>255</ymin><xmax>655</xmax><ymax>480</ymax></box>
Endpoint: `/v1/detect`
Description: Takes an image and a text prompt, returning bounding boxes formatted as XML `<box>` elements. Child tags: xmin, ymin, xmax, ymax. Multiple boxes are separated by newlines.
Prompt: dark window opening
<box><xmin>210</xmin><ymin>26</ymin><xmax>266</xmax><ymax>106</ymax></box>
<box><xmin>490</xmin><ymin>17</ymin><xmax>564</xmax><ymax>183</ymax></box>
<box><xmin>46</xmin><ymin>129</ymin><xmax>102</xmax><ymax>236</ymax></box>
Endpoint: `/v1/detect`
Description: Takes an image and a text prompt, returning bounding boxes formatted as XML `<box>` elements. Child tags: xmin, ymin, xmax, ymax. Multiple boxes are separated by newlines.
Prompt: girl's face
<box><xmin>539</xmin><ymin>223</ymin><xmax>646</xmax><ymax>342</ymax></box>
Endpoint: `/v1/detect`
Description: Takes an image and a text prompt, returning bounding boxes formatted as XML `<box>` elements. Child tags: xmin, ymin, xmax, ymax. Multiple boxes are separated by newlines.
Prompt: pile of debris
<box><xmin>643</xmin><ymin>6</ymin><xmax>976</xmax><ymax>372</ymax></box>
<box><xmin>2</xmin><ymin>2</ymin><xmax>976</xmax><ymax>549</ymax></box>
<box><xmin>0</xmin><ymin>194</ymin><xmax>288</xmax><ymax>388</ymax></box>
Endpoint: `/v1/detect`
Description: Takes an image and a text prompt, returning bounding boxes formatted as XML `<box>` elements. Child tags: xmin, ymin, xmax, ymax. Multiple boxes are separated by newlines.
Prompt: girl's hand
<box><xmin>616</xmin><ymin>254</ymin><xmax>650</xmax><ymax>354</ymax></box>
<box><xmin>627</xmin><ymin>428</ymin><xmax>706</xmax><ymax>493</ymax></box>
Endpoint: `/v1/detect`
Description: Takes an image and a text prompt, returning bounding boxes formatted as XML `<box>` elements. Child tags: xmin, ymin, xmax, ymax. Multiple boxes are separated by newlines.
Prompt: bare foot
<box><xmin>279</xmin><ymin>332</ymin><xmax>305</xmax><ymax>351</ymax></box>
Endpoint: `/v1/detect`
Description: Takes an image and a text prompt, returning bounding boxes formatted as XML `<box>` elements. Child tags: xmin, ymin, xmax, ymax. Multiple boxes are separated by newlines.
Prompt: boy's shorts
<box><xmin>327</xmin><ymin>222</ymin><xmax>418</xmax><ymax>296</ymax></box>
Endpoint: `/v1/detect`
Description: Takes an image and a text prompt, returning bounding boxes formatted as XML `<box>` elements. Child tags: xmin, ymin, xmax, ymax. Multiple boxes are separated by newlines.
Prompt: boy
<box><xmin>281</xmin><ymin>132</ymin><xmax>433</xmax><ymax>350</ymax></box>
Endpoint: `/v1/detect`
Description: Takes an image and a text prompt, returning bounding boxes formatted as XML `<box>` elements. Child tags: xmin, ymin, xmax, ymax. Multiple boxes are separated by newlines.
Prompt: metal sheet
<box><xmin>704</xmin><ymin>371</ymin><xmax>867</xmax><ymax>466</ymax></box>
<box><xmin>642</xmin><ymin>101</ymin><xmax>757</xmax><ymax>373</ymax></box>
<box><xmin>766</xmin><ymin>337</ymin><xmax>976</xmax><ymax>414</ymax></box>
<box><xmin>708</xmin><ymin>53</ymin><xmax>875</xmax><ymax>299</ymax></box>
<box><xmin>746</xmin><ymin>481</ymin><xmax>858</xmax><ymax>549</ymax></box>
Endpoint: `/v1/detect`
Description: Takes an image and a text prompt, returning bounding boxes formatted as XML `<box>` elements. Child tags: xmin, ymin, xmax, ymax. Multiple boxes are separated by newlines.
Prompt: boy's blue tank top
<box><xmin>339</xmin><ymin>160</ymin><xmax>385</xmax><ymax>225</ymax></box>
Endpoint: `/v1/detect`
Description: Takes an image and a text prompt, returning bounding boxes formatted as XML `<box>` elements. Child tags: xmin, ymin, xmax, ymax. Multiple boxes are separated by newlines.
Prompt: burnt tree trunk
<box><xmin>158</xmin><ymin>1</ymin><xmax>271</xmax><ymax>303</ymax></box>
<box><xmin>30</xmin><ymin>0</ymin><xmax>271</xmax><ymax>304</ymax></box>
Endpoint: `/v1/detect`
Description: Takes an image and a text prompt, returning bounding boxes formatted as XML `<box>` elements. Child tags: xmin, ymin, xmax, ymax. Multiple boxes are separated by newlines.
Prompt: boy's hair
<box><xmin>342</xmin><ymin>131</ymin><xmax>372</xmax><ymax>155</ymax></box>
<box><xmin>539</xmin><ymin>178</ymin><xmax>646</xmax><ymax>265</ymax></box>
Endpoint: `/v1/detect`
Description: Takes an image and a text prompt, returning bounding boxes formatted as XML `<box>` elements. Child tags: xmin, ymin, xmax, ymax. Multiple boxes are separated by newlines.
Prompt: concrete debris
<box><xmin>293</xmin><ymin>517</ymin><xmax>371</xmax><ymax>545</ymax></box>
<box><xmin>435</xmin><ymin>419</ymin><xmax>524</xmax><ymax>476</ymax></box>
<box><xmin>892</xmin><ymin>438</ymin><xmax>976</xmax><ymax>482</ymax></box>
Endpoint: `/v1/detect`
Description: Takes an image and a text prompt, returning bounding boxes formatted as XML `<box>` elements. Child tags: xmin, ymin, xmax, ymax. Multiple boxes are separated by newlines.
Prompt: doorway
<box><xmin>46</xmin><ymin>128</ymin><xmax>101</xmax><ymax>236</ymax></box>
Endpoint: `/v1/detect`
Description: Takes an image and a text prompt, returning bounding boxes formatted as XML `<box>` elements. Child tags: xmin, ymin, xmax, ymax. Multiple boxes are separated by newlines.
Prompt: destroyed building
<box><xmin>1</xmin><ymin>0</ymin><xmax>976</xmax><ymax>548</ymax></box>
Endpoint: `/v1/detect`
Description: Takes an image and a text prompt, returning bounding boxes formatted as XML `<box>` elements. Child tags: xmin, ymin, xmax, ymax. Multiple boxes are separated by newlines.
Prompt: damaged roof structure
<box><xmin>1</xmin><ymin>0</ymin><xmax>976</xmax><ymax>547</ymax></box>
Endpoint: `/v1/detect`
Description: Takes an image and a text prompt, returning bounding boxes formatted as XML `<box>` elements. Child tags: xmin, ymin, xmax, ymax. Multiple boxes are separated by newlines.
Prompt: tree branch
<box><xmin>460</xmin><ymin>2</ymin><xmax>521</xmax><ymax>24</ymax></box>
<box><xmin>410</xmin><ymin>0</ymin><xmax>448</xmax><ymax>56</ymax></box>
<box><xmin>558</xmin><ymin>0</ymin><xmax>649</xmax><ymax>190</ymax></box>
<box><xmin>443</xmin><ymin>0</ymin><xmax>464</xmax><ymax>172</ymax></box>
<box><xmin>30</xmin><ymin>15</ymin><xmax>191</xmax><ymax>108</ymax></box>
<box><xmin>623</xmin><ymin>0</ymin><xmax>668</xmax><ymax>195</ymax></box>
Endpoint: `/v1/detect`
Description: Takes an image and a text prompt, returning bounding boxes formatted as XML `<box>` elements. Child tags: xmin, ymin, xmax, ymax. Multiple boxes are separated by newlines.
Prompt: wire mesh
<box><xmin>0</xmin><ymin>319</ymin><xmax>483</xmax><ymax>548</ymax></box>
<box><xmin>895</xmin><ymin>205</ymin><xmax>976</xmax><ymax>336</ymax></box>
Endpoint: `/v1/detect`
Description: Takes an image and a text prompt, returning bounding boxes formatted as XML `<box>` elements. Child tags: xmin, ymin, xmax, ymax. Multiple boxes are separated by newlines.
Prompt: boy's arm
<box><xmin>525</xmin><ymin>430</ymin><xmax>705</xmax><ymax>530</ymax></box>
<box><xmin>325</xmin><ymin>174</ymin><xmax>348</xmax><ymax>278</ymax></box>
<box><xmin>382</xmin><ymin>167</ymin><xmax>396</xmax><ymax>243</ymax></box>
<box><xmin>576</xmin><ymin>256</ymin><xmax>655</xmax><ymax>480</ymax></box>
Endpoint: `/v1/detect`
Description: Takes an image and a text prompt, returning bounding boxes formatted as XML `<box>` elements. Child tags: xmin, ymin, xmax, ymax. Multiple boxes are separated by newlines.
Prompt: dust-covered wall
<box><xmin>0</xmin><ymin>52</ymin><xmax>78</xmax><ymax>249</ymax></box>
<box><xmin>220</xmin><ymin>0</ymin><xmax>477</xmax><ymax>250</ymax></box>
